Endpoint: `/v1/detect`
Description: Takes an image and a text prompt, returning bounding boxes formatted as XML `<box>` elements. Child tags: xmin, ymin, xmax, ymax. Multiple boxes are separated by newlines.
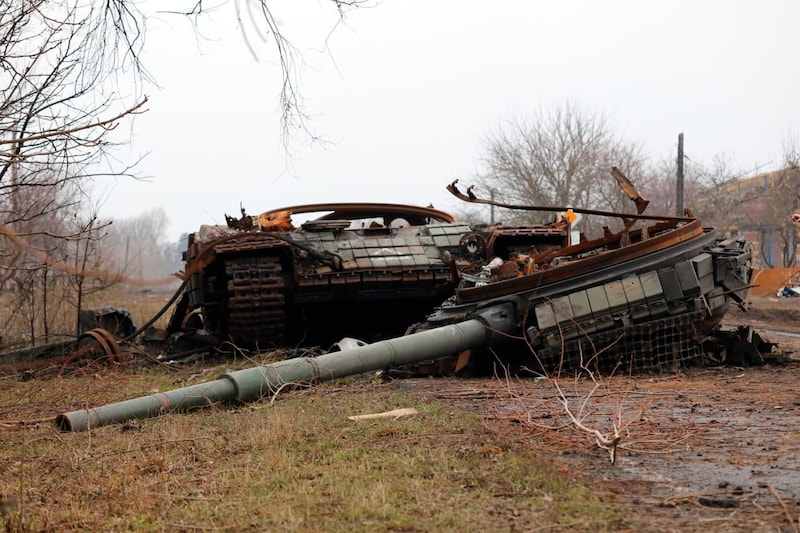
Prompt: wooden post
<box><xmin>676</xmin><ymin>133</ymin><xmax>684</xmax><ymax>217</ymax></box>
<box><xmin>489</xmin><ymin>188</ymin><xmax>495</xmax><ymax>225</ymax></box>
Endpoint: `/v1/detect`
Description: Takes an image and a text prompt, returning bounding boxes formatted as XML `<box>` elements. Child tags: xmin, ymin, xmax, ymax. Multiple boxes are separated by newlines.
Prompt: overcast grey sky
<box><xmin>98</xmin><ymin>0</ymin><xmax>800</xmax><ymax>241</ymax></box>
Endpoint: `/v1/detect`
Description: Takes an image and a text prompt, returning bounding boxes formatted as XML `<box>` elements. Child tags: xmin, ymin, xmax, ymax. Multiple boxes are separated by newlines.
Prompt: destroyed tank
<box><xmin>166</xmin><ymin>202</ymin><xmax>568</xmax><ymax>350</ymax></box>
<box><xmin>59</xmin><ymin>169</ymin><xmax>758</xmax><ymax>432</ymax></box>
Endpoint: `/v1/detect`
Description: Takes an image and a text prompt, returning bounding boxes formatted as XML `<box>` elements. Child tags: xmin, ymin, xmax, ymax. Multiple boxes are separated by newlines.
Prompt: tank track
<box><xmin>225</xmin><ymin>256</ymin><xmax>287</xmax><ymax>349</ymax></box>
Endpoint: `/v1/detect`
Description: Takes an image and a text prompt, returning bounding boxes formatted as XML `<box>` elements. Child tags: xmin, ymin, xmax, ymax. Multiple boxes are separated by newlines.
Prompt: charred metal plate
<box><xmin>604</xmin><ymin>280</ymin><xmax>628</xmax><ymax>312</ymax></box>
<box><xmin>622</xmin><ymin>275</ymin><xmax>651</xmax><ymax>321</ymax></box>
<box><xmin>568</xmin><ymin>290</ymin><xmax>592</xmax><ymax>321</ymax></box>
<box><xmin>640</xmin><ymin>270</ymin><xmax>669</xmax><ymax>318</ymax></box>
<box><xmin>534</xmin><ymin>302</ymin><xmax>557</xmax><ymax>330</ymax></box>
<box><xmin>658</xmin><ymin>268</ymin><xmax>684</xmax><ymax>303</ymax></box>
<box><xmin>690</xmin><ymin>253</ymin><xmax>714</xmax><ymax>279</ymax></box>
<box><xmin>675</xmin><ymin>261</ymin><xmax>701</xmax><ymax>296</ymax></box>
<box><xmin>586</xmin><ymin>285</ymin><xmax>610</xmax><ymax>314</ymax></box>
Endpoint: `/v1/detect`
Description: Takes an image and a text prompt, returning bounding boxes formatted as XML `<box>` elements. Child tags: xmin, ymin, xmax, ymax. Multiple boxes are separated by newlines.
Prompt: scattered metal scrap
<box><xmin>0</xmin><ymin>308</ymin><xmax>133</xmax><ymax>375</ymax></box>
<box><xmin>702</xmin><ymin>326</ymin><xmax>783</xmax><ymax>366</ymax></box>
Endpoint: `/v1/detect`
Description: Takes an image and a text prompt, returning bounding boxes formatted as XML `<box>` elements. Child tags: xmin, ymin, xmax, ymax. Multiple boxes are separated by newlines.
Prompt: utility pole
<box><xmin>676</xmin><ymin>133</ymin><xmax>684</xmax><ymax>217</ymax></box>
<box><xmin>489</xmin><ymin>188</ymin><xmax>495</xmax><ymax>225</ymax></box>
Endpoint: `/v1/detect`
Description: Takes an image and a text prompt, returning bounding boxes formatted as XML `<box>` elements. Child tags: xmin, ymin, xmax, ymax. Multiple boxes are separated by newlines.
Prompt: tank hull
<box><xmin>168</xmin><ymin>203</ymin><xmax>566</xmax><ymax>350</ymax></box>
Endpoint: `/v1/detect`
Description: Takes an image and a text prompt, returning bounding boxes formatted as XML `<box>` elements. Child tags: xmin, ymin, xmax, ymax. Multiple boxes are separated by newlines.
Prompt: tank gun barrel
<box><xmin>57</xmin><ymin>304</ymin><xmax>516</xmax><ymax>432</ymax></box>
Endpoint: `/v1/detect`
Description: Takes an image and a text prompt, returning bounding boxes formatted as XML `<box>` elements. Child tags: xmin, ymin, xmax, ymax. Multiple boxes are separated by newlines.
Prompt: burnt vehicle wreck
<box><xmin>165</xmin><ymin>202</ymin><xmax>568</xmax><ymax>350</ymax></box>
<box><xmin>57</xmin><ymin>168</ymin><xmax>758</xmax><ymax>431</ymax></box>
<box><xmin>163</xmin><ymin>168</ymin><xmax>752</xmax><ymax>373</ymax></box>
<box><xmin>417</xmin><ymin>175</ymin><xmax>752</xmax><ymax>374</ymax></box>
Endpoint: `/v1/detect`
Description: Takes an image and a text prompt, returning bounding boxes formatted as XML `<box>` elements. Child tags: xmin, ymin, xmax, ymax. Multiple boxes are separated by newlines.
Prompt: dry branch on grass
<box><xmin>347</xmin><ymin>408</ymin><xmax>419</xmax><ymax>421</ymax></box>
<box><xmin>540</xmin><ymin>341</ymin><xmax>633</xmax><ymax>463</ymax></box>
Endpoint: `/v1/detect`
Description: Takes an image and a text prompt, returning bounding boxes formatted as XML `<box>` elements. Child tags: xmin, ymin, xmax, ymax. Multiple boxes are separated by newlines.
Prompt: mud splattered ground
<box><xmin>404</xmin><ymin>297</ymin><xmax>800</xmax><ymax>532</ymax></box>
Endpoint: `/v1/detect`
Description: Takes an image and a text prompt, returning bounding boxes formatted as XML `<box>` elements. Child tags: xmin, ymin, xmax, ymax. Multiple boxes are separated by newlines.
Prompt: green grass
<box><xmin>0</xmin><ymin>366</ymin><xmax>624</xmax><ymax>531</ymax></box>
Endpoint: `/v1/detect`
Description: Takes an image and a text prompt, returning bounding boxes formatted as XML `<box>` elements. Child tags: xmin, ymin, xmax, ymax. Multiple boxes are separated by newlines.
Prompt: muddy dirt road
<box><xmin>408</xmin><ymin>297</ymin><xmax>800</xmax><ymax>532</ymax></box>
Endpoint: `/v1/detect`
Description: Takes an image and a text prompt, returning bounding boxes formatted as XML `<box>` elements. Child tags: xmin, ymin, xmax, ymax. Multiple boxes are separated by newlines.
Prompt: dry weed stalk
<box><xmin>515</xmin><ymin>308</ymin><xmax>655</xmax><ymax>464</ymax></box>
<box><xmin>552</xmin><ymin>340</ymin><xmax>666</xmax><ymax>464</ymax></box>
<box><xmin>766</xmin><ymin>483</ymin><xmax>800</xmax><ymax>533</ymax></box>
<box><xmin>551</xmin><ymin>369</ymin><xmax>622</xmax><ymax>464</ymax></box>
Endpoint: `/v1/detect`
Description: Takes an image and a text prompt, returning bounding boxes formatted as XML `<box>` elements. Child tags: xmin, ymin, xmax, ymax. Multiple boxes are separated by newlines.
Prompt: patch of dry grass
<box><xmin>0</xmin><ymin>286</ymin><xmax>174</xmax><ymax>349</ymax></box>
<box><xmin>0</xmin><ymin>365</ymin><xmax>623</xmax><ymax>531</ymax></box>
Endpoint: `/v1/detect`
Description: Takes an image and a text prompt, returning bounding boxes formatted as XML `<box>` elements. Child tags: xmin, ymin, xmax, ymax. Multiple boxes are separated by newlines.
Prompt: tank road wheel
<box><xmin>225</xmin><ymin>256</ymin><xmax>287</xmax><ymax>349</ymax></box>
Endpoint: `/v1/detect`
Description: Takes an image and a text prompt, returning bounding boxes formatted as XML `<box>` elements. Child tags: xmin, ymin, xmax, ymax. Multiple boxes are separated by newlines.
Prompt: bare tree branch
<box><xmin>477</xmin><ymin>101</ymin><xmax>645</xmax><ymax>233</ymax></box>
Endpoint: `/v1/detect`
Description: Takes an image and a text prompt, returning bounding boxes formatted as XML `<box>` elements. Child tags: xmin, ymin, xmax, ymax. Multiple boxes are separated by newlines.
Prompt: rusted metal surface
<box><xmin>446</xmin><ymin>179</ymin><xmax>690</xmax><ymax>223</ymax></box>
<box><xmin>0</xmin><ymin>328</ymin><xmax>125</xmax><ymax>374</ymax></box>
<box><xmin>78</xmin><ymin>307</ymin><xmax>135</xmax><ymax>338</ymax></box>
<box><xmin>0</xmin><ymin>308</ymin><xmax>133</xmax><ymax>374</ymax></box>
<box><xmin>166</xmin><ymin>203</ymin><xmax>568</xmax><ymax>350</ymax></box>
<box><xmin>0</xmin><ymin>167</ymin><xmax>766</xmax><ymax>384</ymax></box>
<box><xmin>408</xmin><ymin>178</ymin><xmax>753</xmax><ymax>374</ymax></box>
<box><xmin>77</xmin><ymin>328</ymin><xmax>123</xmax><ymax>363</ymax></box>
<box><xmin>702</xmin><ymin>325</ymin><xmax>781</xmax><ymax>366</ymax></box>
<box><xmin>454</xmin><ymin>219</ymin><xmax>706</xmax><ymax>304</ymax></box>
<box><xmin>160</xmin><ymin>170</ymin><xmax>757</xmax><ymax>377</ymax></box>
<box><xmin>749</xmin><ymin>268</ymin><xmax>800</xmax><ymax>296</ymax></box>
<box><xmin>52</xmin><ymin>170</ymin><xmax>771</xmax><ymax>429</ymax></box>
<box><xmin>240</xmin><ymin>202</ymin><xmax>457</xmax><ymax>227</ymax></box>
<box><xmin>610</xmin><ymin>166</ymin><xmax>650</xmax><ymax>215</ymax></box>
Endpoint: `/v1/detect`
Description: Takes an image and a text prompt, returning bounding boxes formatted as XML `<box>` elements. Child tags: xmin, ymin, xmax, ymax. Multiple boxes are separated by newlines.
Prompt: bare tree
<box><xmin>0</xmin><ymin>1</ymin><xmax>147</xmax><ymax>345</ymax></box>
<box><xmin>638</xmin><ymin>154</ymin><xmax>707</xmax><ymax>218</ymax></box>
<box><xmin>683</xmin><ymin>155</ymin><xmax>749</xmax><ymax>229</ymax></box>
<box><xmin>0</xmin><ymin>1</ymin><xmax>147</xmax><ymax>270</ymax></box>
<box><xmin>686</xmin><ymin>151</ymin><xmax>800</xmax><ymax>267</ymax></box>
<box><xmin>763</xmin><ymin>133</ymin><xmax>800</xmax><ymax>267</ymax></box>
<box><xmin>782</xmin><ymin>131</ymin><xmax>800</xmax><ymax>267</ymax></box>
<box><xmin>475</xmin><ymin>102</ymin><xmax>646</xmax><ymax>232</ymax></box>
<box><xmin>137</xmin><ymin>0</ymin><xmax>373</xmax><ymax>143</ymax></box>
<box><xmin>0</xmin><ymin>1</ymin><xmax>370</xmax><ymax>345</ymax></box>
<box><xmin>1</xmin><ymin>0</ymin><xmax>371</xmax><ymax>274</ymax></box>
<box><xmin>0</xmin><ymin>3</ymin><xmax>148</xmax><ymax>172</ymax></box>
<box><xmin>755</xmin><ymin>169</ymin><xmax>800</xmax><ymax>268</ymax></box>
<box><xmin>782</xmin><ymin>129</ymin><xmax>800</xmax><ymax>169</ymax></box>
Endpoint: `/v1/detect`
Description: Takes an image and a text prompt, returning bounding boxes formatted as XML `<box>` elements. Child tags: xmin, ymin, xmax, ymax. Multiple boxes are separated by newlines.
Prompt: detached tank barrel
<box><xmin>56</xmin><ymin>306</ymin><xmax>514</xmax><ymax>432</ymax></box>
